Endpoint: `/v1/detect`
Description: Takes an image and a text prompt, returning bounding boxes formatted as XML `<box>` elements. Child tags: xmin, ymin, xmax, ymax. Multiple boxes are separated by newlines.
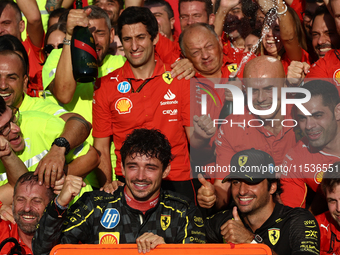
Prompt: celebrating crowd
<box><xmin>0</xmin><ymin>0</ymin><xmax>340</xmax><ymax>254</ymax></box>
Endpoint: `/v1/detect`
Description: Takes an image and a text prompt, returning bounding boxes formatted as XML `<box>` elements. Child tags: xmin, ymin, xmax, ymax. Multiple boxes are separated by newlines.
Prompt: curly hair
<box><xmin>120</xmin><ymin>128</ymin><xmax>173</xmax><ymax>171</ymax></box>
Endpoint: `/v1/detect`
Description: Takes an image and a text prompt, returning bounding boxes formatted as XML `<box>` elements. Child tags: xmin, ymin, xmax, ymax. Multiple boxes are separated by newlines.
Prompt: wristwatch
<box><xmin>52</xmin><ymin>137</ymin><xmax>70</xmax><ymax>155</ymax></box>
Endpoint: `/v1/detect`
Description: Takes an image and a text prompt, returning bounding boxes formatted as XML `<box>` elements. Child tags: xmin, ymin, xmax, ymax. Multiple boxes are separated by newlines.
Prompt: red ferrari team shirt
<box><xmin>316</xmin><ymin>211</ymin><xmax>340</xmax><ymax>255</ymax></box>
<box><xmin>281</xmin><ymin>49</ymin><xmax>310</xmax><ymax>74</ymax></box>
<box><xmin>22</xmin><ymin>35</ymin><xmax>44</xmax><ymax>97</ymax></box>
<box><xmin>92</xmin><ymin>58</ymin><xmax>191</xmax><ymax>181</ymax></box>
<box><xmin>155</xmin><ymin>33</ymin><xmax>254</xmax><ymax>77</ymax></box>
<box><xmin>306</xmin><ymin>49</ymin><xmax>340</xmax><ymax>93</ymax></box>
<box><xmin>214</xmin><ymin>108</ymin><xmax>298</xmax><ymax>179</ymax></box>
<box><xmin>281</xmin><ymin>138</ymin><xmax>340</xmax><ymax>208</ymax></box>
<box><xmin>0</xmin><ymin>220</ymin><xmax>33</xmax><ymax>255</ymax></box>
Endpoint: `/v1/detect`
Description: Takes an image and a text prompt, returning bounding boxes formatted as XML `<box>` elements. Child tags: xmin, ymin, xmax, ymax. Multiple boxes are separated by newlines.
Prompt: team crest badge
<box><xmin>268</xmin><ymin>228</ymin><xmax>280</xmax><ymax>245</ymax></box>
<box><xmin>238</xmin><ymin>155</ymin><xmax>248</xmax><ymax>166</ymax></box>
<box><xmin>227</xmin><ymin>64</ymin><xmax>237</xmax><ymax>73</ymax></box>
<box><xmin>160</xmin><ymin>214</ymin><xmax>171</xmax><ymax>231</ymax></box>
<box><xmin>115</xmin><ymin>98</ymin><xmax>133</xmax><ymax>114</ymax></box>
<box><xmin>162</xmin><ymin>72</ymin><xmax>173</xmax><ymax>84</ymax></box>
<box><xmin>99</xmin><ymin>232</ymin><xmax>120</xmax><ymax>244</ymax></box>
<box><xmin>334</xmin><ymin>69</ymin><xmax>340</xmax><ymax>86</ymax></box>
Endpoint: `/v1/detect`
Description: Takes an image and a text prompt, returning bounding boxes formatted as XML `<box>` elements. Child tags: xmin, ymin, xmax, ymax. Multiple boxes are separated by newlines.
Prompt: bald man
<box><xmin>197</xmin><ymin>56</ymin><xmax>300</xmax><ymax>210</ymax></box>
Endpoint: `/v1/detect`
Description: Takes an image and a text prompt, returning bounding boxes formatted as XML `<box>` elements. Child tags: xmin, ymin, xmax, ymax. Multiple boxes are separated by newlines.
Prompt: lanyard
<box><xmin>127</xmin><ymin>78</ymin><xmax>151</xmax><ymax>93</ymax></box>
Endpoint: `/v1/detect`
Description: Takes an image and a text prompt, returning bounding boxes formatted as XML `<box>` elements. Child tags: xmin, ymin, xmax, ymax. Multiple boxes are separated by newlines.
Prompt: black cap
<box><xmin>222</xmin><ymin>149</ymin><xmax>275</xmax><ymax>184</ymax></box>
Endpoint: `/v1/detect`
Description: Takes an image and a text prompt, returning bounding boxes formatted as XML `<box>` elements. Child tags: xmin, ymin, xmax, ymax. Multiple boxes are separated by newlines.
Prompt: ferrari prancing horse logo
<box><xmin>160</xmin><ymin>214</ymin><xmax>171</xmax><ymax>231</ymax></box>
<box><xmin>268</xmin><ymin>228</ymin><xmax>280</xmax><ymax>245</ymax></box>
<box><xmin>238</xmin><ymin>155</ymin><xmax>248</xmax><ymax>166</ymax></box>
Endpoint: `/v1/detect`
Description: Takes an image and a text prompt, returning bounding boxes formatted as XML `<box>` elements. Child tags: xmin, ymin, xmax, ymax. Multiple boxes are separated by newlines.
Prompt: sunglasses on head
<box><xmin>44</xmin><ymin>43</ymin><xmax>63</xmax><ymax>54</ymax></box>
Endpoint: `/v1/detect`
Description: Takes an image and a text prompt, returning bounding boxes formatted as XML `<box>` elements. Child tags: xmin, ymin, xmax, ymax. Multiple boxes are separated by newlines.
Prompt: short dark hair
<box><xmin>321</xmin><ymin>162</ymin><xmax>340</xmax><ymax>195</ymax></box>
<box><xmin>179</xmin><ymin>22</ymin><xmax>218</xmax><ymax>56</ymax></box>
<box><xmin>178</xmin><ymin>0</ymin><xmax>213</xmax><ymax>17</ymax></box>
<box><xmin>0</xmin><ymin>35</ymin><xmax>28</xmax><ymax>77</ymax></box>
<box><xmin>14</xmin><ymin>172</ymin><xmax>55</xmax><ymax>202</ymax></box>
<box><xmin>84</xmin><ymin>5</ymin><xmax>112</xmax><ymax>30</ymax></box>
<box><xmin>268</xmin><ymin>178</ymin><xmax>282</xmax><ymax>196</ymax></box>
<box><xmin>0</xmin><ymin>0</ymin><xmax>21</xmax><ymax>22</ymax></box>
<box><xmin>120</xmin><ymin>128</ymin><xmax>173</xmax><ymax>171</ymax></box>
<box><xmin>312</xmin><ymin>5</ymin><xmax>331</xmax><ymax>25</ymax></box>
<box><xmin>48</xmin><ymin>7</ymin><xmax>69</xmax><ymax>26</ymax></box>
<box><xmin>299</xmin><ymin>80</ymin><xmax>340</xmax><ymax>112</ymax></box>
<box><xmin>117</xmin><ymin>7</ymin><xmax>159</xmax><ymax>42</ymax></box>
<box><xmin>144</xmin><ymin>0</ymin><xmax>174</xmax><ymax>19</ymax></box>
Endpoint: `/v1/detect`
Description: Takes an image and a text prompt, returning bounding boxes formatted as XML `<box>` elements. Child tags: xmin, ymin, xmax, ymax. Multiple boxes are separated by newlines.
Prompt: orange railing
<box><xmin>50</xmin><ymin>243</ymin><xmax>272</xmax><ymax>255</ymax></box>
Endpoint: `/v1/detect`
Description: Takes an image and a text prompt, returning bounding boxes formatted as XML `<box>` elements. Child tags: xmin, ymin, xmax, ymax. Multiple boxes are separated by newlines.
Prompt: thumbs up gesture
<box><xmin>197</xmin><ymin>174</ymin><xmax>216</xmax><ymax>208</ymax></box>
<box><xmin>220</xmin><ymin>206</ymin><xmax>254</xmax><ymax>244</ymax></box>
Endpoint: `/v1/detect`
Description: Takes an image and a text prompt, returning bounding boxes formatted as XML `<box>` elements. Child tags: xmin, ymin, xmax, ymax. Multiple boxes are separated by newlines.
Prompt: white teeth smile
<box><xmin>320</xmin><ymin>48</ymin><xmax>331</xmax><ymax>52</ymax></box>
<box><xmin>0</xmin><ymin>93</ymin><xmax>11</xmax><ymax>97</ymax></box>
<box><xmin>135</xmin><ymin>183</ymin><xmax>147</xmax><ymax>187</ymax></box>
<box><xmin>240</xmin><ymin>197</ymin><xmax>253</xmax><ymax>201</ymax></box>
<box><xmin>22</xmin><ymin>215</ymin><xmax>35</xmax><ymax>219</ymax></box>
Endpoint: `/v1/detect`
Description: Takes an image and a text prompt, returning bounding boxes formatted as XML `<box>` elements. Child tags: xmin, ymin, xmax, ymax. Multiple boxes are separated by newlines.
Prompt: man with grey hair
<box><xmin>0</xmin><ymin>173</ymin><xmax>54</xmax><ymax>254</ymax></box>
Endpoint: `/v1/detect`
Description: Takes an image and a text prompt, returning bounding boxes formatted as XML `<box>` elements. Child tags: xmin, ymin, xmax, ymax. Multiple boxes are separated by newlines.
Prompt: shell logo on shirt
<box><xmin>268</xmin><ymin>228</ymin><xmax>280</xmax><ymax>245</ymax></box>
<box><xmin>115</xmin><ymin>98</ymin><xmax>133</xmax><ymax>114</ymax></box>
<box><xmin>314</xmin><ymin>171</ymin><xmax>324</xmax><ymax>184</ymax></box>
<box><xmin>160</xmin><ymin>214</ymin><xmax>171</xmax><ymax>231</ymax></box>
<box><xmin>333</xmin><ymin>69</ymin><xmax>340</xmax><ymax>86</ymax></box>
<box><xmin>99</xmin><ymin>232</ymin><xmax>120</xmax><ymax>244</ymax></box>
<box><xmin>162</xmin><ymin>71</ymin><xmax>173</xmax><ymax>84</ymax></box>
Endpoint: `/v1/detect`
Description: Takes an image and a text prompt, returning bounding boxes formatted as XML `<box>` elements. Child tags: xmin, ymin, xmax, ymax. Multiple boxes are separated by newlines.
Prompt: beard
<box><xmin>14</xmin><ymin>210</ymin><xmax>40</xmax><ymax>235</ymax></box>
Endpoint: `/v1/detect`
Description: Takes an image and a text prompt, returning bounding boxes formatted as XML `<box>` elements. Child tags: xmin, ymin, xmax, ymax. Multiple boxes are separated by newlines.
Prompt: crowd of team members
<box><xmin>0</xmin><ymin>0</ymin><xmax>340</xmax><ymax>254</ymax></box>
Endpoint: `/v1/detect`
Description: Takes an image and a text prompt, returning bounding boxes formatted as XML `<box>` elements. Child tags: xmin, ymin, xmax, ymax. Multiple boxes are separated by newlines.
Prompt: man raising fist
<box><xmin>205</xmin><ymin>149</ymin><xmax>320</xmax><ymax>255</ymax></box>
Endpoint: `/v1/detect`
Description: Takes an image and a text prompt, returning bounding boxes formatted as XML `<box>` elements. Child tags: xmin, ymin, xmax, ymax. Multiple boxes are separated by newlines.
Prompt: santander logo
<box><xmin>164</xmin><ymin>89</ymin><xmax>176</xmax><ymax>100</ymax></box>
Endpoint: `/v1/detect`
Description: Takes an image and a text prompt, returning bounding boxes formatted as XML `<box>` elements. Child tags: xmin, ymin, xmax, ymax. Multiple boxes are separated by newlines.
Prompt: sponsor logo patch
<box><xmin>99</xmin><ymin>232</ymin><xmax>120</xmax><ymax>244</ymax></box>
<box><xmin>164</xmin><ymin>89</ymin><xmax>176</xmax><ymax>100</ymax></box>
<box><xmin>100</xmin><ymin>208</ymin><xmax>120</xmax><ymax>229</ymax></box>
<box><xmin>162</xmin><ymin>109</ymin><xmax>178</xmax><ymax>115</ymax></box>
<box><xmin>314</xmin><ymin>171</ymin><xmax>324</xmax><ymax>184</ymax></box>
<box><xmin>115</xmin><ymin>98</ymin><xmax>133</xmax><ymax>114</ymax></box>
<box><xmin>117</xmin><ymin>81</ymin><xmax>131</xmax><ymax>93</ymax></box>
<box><xmin>334</xmin><ymin>69</ymin><xmax>340</xmax><ymax>86</ymax></box>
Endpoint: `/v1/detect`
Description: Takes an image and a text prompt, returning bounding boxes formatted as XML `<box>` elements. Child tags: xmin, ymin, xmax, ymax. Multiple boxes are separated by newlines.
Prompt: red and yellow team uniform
<box><xmin>22</xmin><ymin>35</ymin><xmax>44</xmax><ymax>97</ymax></box>
<box><xmin>214</xmin><ymin>108</ymin><xmax>298</xmax><ymax>179</ymax></box>
<box><xmin>92</xmin><ymin>57</ymin><xmax>190</xmax><ymax>181</ymax></box>
<box><xmin>306</xmin><ymin>49</ymin><xmax>340</xmax><ymax>93</ymax></box>
<box><xmin>316</xmin><ymin>211</ymin><xmax>340</xmax><ymax>255</ymax></box>
<box><xmin>0</xmin><ymin>220</ymin><xmax>33</xmax><ymax>255</ymax></box>
<box><xmin>155</xmin><ymin>33</ymin><xmax>254</xmax><ymax>78</ymax></box>
<box><xmin>281</xmin><ymin>138</ymin><xmax>340</xmax><ymax>208</ymax></box>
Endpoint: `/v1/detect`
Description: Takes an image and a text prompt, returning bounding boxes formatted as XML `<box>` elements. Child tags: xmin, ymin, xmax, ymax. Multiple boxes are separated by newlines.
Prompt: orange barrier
<box><xmin>50</xmin><ymin>243</ymin><xmax>272</xmax><ymax>255</ymax></box>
